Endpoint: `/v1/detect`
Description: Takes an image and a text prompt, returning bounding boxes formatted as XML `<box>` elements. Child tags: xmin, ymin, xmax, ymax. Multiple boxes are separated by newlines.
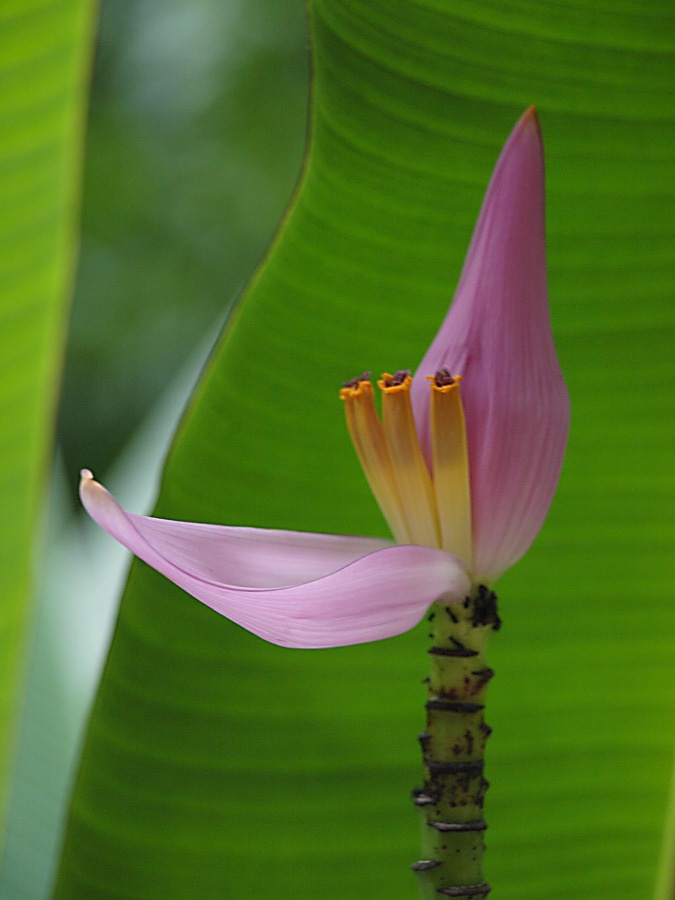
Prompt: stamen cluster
<box><xmin>340</xmin><ymin>371</ymin><xmax>472</xmax><ymax>567</ymax></box>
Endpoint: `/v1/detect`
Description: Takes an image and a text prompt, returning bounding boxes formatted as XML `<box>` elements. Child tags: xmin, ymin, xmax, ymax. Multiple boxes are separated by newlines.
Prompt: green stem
<box><xmin>412</xmin><ymin>586</ymin><xmax>501</xmax><ymax>899</ymax></box>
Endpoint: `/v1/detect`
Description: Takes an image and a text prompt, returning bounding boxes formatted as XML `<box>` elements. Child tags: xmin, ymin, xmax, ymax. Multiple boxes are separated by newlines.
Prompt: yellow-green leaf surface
<box><xmin>57</xmin><ymin>1</ymin><xmax>674</xmax><ymax>897</ymax></box>
<box><xmin>0</xmin><ymin>0</ymin><xmax>94</xmax><ymax>830</ymax></box>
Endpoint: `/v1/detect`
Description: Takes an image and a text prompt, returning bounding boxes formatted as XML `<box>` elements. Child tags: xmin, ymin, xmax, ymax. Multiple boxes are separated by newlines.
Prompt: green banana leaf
<box><xmin>56</xmin><ymin>1</ymin><xmax>674</xmax><ymax>897</ymax></box>
<box><xmin>0</xmin><ymin>0</ymin><xmax>95</xmax><ymax>833</ymax></box>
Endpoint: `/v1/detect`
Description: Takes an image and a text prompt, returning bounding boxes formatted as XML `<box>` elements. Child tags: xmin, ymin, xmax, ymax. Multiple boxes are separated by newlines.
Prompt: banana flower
<box><xmin>80</xmin><ymin>108</ymin><xmax>569</xmax><ymax>649</ymax></box>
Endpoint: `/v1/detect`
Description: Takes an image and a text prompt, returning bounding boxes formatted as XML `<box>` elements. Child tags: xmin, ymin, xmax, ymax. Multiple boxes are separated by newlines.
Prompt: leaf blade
<box><xmin>0</xmin><ymin>0</ymin><xmax>95</xmax><ymax>833</ymax></box>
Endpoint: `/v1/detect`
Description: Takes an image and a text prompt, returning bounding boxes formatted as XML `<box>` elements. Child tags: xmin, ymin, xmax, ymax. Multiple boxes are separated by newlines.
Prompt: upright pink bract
<box><xmin>410</xmin><ymin>108</ymin><xmax>569</xmax><ymax>583</ymax></box>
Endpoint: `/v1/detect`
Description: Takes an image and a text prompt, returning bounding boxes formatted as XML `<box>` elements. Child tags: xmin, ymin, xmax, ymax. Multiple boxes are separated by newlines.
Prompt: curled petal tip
<box><xmin>79</xmin><ymin>469</ymin><xmax>99</xmax><ymax>506</ymax></box>
<box><xmin>79</xmin><ymin>469</ymin><xmax>105</xmax><ymax>508</ymax></box>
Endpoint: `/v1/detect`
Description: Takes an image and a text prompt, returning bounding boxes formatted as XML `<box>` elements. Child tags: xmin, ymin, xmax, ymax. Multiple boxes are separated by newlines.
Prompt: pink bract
<box><xmin>410</xmin><ymin>108</ymin><xmax>569</xmax><ymax>582</ymax></box>
<box><xmin>80</xmin><ymin>471</ymin><xmax>469</xmax><ymax>648</ymax></box>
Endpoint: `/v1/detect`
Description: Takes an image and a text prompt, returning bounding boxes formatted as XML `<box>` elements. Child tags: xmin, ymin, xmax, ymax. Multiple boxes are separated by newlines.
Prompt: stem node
<box><xmin>412</xmin><ymin>586</ymin><xmax>499</xmax><ymax>898</ymax></box>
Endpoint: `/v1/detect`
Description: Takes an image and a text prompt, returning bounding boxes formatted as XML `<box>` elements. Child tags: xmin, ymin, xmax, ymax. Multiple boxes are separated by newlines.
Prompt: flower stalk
<box><xmin>413</xmin><ymin>586</ymin><xmax>501</xmax><ymax>898</ymax></box>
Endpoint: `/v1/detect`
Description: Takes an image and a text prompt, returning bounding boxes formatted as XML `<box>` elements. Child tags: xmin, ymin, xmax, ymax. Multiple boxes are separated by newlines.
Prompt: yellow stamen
<box><xmin>378</xmin><ymin>374</ymin><xmax>441</xmax><ymax>548</ymax></box>
<box><xmin>340</xmin><ymin>380</ymin><xmax>411</xmax><ymax>543</ymax></box>
<box><xmin>428</xmin><ymin>374</ymin><xmax>473</xmax><ymax>566</ymax></box>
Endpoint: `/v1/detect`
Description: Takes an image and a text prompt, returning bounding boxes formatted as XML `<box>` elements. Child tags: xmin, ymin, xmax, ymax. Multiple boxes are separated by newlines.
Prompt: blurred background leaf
<box><xmin>4</xmin><ymin>0</ymin><xmax>672</xmax><ymax>897</ymax></box>
<box><xmin>0</xmin><ymin>0</ymin><xmax>95</xmax><ymax>838</ymax></box>
<box><xmin>1</xmin><ymin>0</ymin><xmax>308</xmax><ymax>894</ymax></box>
<box><xmin>0</xmin><ymin>342</ymin><xmax>209</xmax><ymax>898</ymax></box>
<box><xmin>57</xmin><ymin>0</ymin><xmax>309</xmax><ymax>483</ymax></box>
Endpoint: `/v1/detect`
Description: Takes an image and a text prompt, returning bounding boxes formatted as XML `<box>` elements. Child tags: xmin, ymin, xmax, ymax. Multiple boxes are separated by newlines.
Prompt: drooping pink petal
<box><xmin>410</xmin><ymin>108</ymin><xmax>570</xmax><ymax>583</ymax></box>
<box><xmin>80</xmin><ymin>471</ymin><xmax>470</xmax><ymax>648</ymax></box>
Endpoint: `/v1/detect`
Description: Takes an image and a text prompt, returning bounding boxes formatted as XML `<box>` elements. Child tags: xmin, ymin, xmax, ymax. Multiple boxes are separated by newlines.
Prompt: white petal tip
<box><xmin>79</xmin><ymin>469</ymin><xmax>107</xmax><ymax>511</ymax></box>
